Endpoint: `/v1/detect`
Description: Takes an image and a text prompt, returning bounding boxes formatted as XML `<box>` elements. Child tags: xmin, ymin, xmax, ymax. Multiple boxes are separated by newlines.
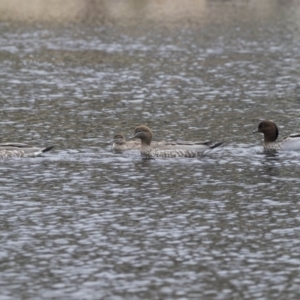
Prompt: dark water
<box><xmin>1</xmin><ymin>0</ymin><xmax>300</xmax><ymax>299</ymax></box>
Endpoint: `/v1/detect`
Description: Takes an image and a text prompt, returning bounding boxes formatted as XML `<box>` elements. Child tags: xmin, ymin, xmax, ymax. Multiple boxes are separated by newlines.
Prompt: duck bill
<box><xmin>252</xmin><ymin>129</ymin><xmax>259</xmax><ymax>133</ymax></box>
<box><xmin>128</xmin><ymin>133</ymin><xmax>136</xmax><ymax>140</ymax></box>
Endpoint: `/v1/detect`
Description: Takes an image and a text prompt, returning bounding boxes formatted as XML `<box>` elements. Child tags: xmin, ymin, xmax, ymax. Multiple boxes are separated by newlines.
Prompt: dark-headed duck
<box><xmin>253</xmin><ymin>120</ymin><xmax>300</xmax><ymax>151</ymax></box>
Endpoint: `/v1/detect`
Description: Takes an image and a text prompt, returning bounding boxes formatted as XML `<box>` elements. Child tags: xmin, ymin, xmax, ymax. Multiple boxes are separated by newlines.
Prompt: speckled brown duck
<box><xmin>253</xmin><ymin>120</ymin><xmax>300</xmax><ymax>151</ymax></box>
<box><xmin>0</xmin><ymin>143</ymin><xmax>54</xmax><ymax>159</ymax></box>
<box><xmin>129</xmin><ymin>125</ymin><xmax>223</xmax><ymax>158</ymax></box>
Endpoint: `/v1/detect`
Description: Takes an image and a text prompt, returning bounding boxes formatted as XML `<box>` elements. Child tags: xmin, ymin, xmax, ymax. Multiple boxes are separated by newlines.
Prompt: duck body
<box><xmin>129</xmin><ymin>125</ymin><xmax>223</xmax><ymax>158</ymax></box>
<box><xmin>279</xmin><ymin>134</ymin><xmax>300</xmax><ymax>151</ymax></box>
<box><xmin>137</xmin><ymin>146</ymin><xmax>204</xmax><ymax>158</ymax></box>
<box><xmin>253</xmin><ymin>120</ymin><xmax>300</xmax><ymax>151</ymax></box>
<box><xmin>263</xmin><ymin>134</ymin><xmax>300</xmax><ymax>151</ymax></box>
<box><xmin>164</xmin><ymin>140</ymin><xmax>223</xmax><ymax>152</ymax></box>
<box><xmin>0</xmin><ymin>143</ymin><xmax>54</xmax><ymax>159</ymax></box>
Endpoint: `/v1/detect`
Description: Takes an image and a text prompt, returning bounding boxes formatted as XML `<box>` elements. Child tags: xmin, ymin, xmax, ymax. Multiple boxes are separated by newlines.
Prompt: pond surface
<box><xmin>1</xmin><ymin>0</ymin><xmax>300</xmax><ymax>299</ymax></box>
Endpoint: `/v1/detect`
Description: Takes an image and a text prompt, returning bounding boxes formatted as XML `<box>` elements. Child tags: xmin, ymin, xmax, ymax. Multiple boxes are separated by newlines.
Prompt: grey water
<box><xmin>1</xmin><ymin>0</ymin><xmax>300</xmax><ymax>299</ymax></box>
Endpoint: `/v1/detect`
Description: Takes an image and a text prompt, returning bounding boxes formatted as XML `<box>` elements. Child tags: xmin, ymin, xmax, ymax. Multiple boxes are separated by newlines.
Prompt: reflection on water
<box><xmin>1</xmin><ymin>0</ymin><xmax>300</xmax><ymax>299</ymax></box>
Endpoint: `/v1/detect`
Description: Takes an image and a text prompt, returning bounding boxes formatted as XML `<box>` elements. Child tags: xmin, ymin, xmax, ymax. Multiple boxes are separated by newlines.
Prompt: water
<box><xmin>1</xmin><ymin>0</ymin><xmax>300</xmax><ymax>299</ymax></box>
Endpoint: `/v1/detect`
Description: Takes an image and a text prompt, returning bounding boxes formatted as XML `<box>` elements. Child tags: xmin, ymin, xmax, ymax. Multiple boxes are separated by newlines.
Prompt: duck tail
<box><xmin>42</xmin><ymin>146</ymin><xmax>55</xmax><ymax>153</ymax></box>
<box><xmin>209</xmin><ymin>142</ymin><xmax>223</xmax><ymax>150</ymax></box>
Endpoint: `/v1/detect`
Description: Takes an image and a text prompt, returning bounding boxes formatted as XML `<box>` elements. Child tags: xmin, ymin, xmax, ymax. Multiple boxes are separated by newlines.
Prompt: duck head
<box><xmin>112</xmin><ymin>134</ymin><xmax>126</xmax><ymax>145</ymax></box>
<box><xmin>129</xmin><ymin>125</ymin><xmax>153</xmax><ymax>146</ymax></box>
<box><xmin>253</xmin><ymin>120</ymin><xmax>279</xmax><ymax>142</ymax></box>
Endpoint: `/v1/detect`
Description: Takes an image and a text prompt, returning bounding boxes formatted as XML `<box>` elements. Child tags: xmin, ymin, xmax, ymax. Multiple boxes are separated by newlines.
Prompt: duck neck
<box><xmin>264</xmin><ymin>131</ymin><xmax>278</xmax><ymax>143</ymax></box>
<box><xmin>140</xmin><ymin>140</ymin><xmax>151</xmax><ymax>152</ymax></box>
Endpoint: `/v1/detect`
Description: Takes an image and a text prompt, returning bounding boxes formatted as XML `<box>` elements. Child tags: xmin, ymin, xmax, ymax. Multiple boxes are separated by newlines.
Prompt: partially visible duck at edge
<box><xmin>112</xmin><ymin>133</ymin><xmax>167</xmax><ymax>151</ymax></box>
<box><xmin>253</xmin><ymin>120</ymin><xmax>300</xmax><ymax>151</ymax></box>
<box><xmin>0</xmin><ymin>143</ymin><xmax>54</xmax><ymax>159</ymax></box>
<box><xmin>129</xmin><ymin>125</ymin><xmax>223</xmax><ymax>158</ymax></box>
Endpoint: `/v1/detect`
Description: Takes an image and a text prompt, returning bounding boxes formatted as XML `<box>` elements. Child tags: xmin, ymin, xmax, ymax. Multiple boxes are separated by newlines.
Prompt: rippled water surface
<box><xmin>1</xmin><ymin>0</ymin><xmax>300</xmax><ymax>299</ymax></box>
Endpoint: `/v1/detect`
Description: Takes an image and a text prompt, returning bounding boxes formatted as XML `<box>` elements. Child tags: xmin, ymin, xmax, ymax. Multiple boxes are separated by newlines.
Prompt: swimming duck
<box><xmin>112</xmin><ymin>133</ymin><xmax>167</xmax><ymax>151</ymax></box>
<box><xmin>129</xmin><ymin>125</ymin><xmax>223</xmax><ymax>158</ymax></box>
<box><xmin>253</xmin><ymin>120</ymin><xmax>300</xmax><ymax>151</ymax></box>
<box><xmin>0</xmin><ymin>143</ymin><xmax>54</xmax><ymax>159</ymax></box>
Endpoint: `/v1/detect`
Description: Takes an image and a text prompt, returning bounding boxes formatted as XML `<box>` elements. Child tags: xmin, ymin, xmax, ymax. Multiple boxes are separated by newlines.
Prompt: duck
<box><xmin>112</xmin><ymin>133</ymin><xmax>167</xmax><ymax>151</ymax></box>
<box><xmin>0</xmin><ymin>143</ymin><xmax>54</xmax><ymax>159</ymax></box>
<box><xmin>129</xmin><ymin>125</ymin><xmax>223</xmax><ymax>158</ymax></box>
<box><xmin>253</xmin><ymin>120</ymin><xmax>300</xmax><ymax>151</ymax></box>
